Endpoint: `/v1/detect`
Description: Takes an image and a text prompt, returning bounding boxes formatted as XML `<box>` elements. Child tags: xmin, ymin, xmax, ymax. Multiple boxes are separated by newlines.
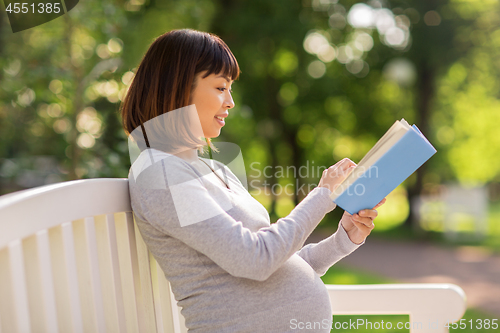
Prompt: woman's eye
<box><xmin>217</xmin><ymin>87</ymin><xmax>233</xmax><ymax>93</ymax></box>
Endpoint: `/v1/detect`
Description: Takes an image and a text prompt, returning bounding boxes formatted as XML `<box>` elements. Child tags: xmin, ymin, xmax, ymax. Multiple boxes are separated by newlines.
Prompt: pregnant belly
<box><xmin>227</xmin><ymin>254</ymin><xmax>333</xmax><ymax>323</ymax></box>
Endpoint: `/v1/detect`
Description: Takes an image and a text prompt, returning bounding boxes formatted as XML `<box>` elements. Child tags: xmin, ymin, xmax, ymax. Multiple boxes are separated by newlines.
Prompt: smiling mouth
<box><xmin>214</xmin><ymin>116</ymin><xmax>225</xmax><ymax>126</ymax></box>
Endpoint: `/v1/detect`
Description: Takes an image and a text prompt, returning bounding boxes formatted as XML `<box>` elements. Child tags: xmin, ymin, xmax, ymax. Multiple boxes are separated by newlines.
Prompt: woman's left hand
<box><xmin>340</xmin><ymin>198</ymin><xmax>387</xmax><ymax>245</ymax></box>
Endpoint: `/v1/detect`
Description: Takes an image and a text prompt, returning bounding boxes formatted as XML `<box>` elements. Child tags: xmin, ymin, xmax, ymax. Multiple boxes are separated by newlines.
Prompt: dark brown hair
<box><xmin>120</xmin><ymin>29</ymin><xmax>240</xmax><ymax>151</ymax></box>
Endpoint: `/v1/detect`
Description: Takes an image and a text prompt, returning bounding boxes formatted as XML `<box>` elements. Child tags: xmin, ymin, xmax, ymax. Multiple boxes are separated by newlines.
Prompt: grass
<box><xmin>320</xmin><ymin>264</ymin><xmax>499</xmax><ymax>333</ymax></box>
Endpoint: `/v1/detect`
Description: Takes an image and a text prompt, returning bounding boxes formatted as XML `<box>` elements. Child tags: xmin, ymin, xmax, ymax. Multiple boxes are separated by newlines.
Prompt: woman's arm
<box><xmin>131</xmin><ymin>156</ymin><xmax>337</xmax><ymax>281</ymax></box>
<box><xmin>295</xmin><ymin>221</ymin><xmax>363</xmax><ymax>277</ymax></box>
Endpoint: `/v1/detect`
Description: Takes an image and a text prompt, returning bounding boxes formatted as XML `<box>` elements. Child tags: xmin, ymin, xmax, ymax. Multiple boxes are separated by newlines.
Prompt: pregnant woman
<box><xmin>121</xmin><ymin>28</ymin><xmax>385</xmax><ymax>332</ymax></box>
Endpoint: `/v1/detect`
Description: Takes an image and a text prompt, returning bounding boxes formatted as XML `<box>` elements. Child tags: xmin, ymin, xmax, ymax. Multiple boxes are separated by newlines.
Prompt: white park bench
<box><xmin>0</xmin><ymin>178</ymin><xmax>467</xmax><ymax>333</ymax></box>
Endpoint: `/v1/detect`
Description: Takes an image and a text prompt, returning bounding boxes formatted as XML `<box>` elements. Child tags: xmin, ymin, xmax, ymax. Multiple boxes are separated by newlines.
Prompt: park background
<box><xmin>1</xmin><ymin>0</ymin><xmax>499</xmax><ymax>331</ymax></box>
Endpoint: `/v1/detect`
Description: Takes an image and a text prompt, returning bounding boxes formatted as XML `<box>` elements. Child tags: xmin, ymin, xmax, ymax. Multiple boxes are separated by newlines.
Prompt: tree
<box><xmin>302</xmin><ymin>0</ymin><xmax>483</xmax><ymax>231</ymax></box>
<box><xmin>209</xmin><ymin>0</ymin><xmax>335</xmax><ymax>221</ymax></box>
<box><xmin>0</xmin><ymin>0</ymin><xmax>214</xmax><ymax>194</ymax></box>
<box><xmin>0</xmin><ymin>0</ymin><xmax>130</xmax><ymax>192</ymax></box>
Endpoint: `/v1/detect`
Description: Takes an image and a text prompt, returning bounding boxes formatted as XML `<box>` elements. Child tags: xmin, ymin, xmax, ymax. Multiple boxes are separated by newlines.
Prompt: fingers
<box><xmin>332</xmin><ymin>158</ymin><xmax>357</xmax><ymax>170</ymax></box>
<box><xmin>324</xmin><ymin>158</ymin><xmax>357</xmax><ymax>178</ymax></box>
<box><xmin>328</xmin><ymin>159</ymin><xmax>356</xmax><ymax>180</ymax></box>
<box><xmin>358</xmin><ymin>209</ymin><xmax>378</xmax><ymax>219</ymax></box>
<box><xmin>352</xmin><ymin>209</ymin><xmax>378</xmax><ymax>228</ymax></box>
<box><xmin>351</xmin><ymin>217</ymin><xmax>375</xmax><ymax>230</ymax></box>
<box><xmin>319</xmin><ymin>158</ymin><xmax>357</xmax><ymax>193</ymax></box>
<box><xmin>372</xmin><ymin>197</ymin><xmax>387</xmax><ymax>209</ymax></box>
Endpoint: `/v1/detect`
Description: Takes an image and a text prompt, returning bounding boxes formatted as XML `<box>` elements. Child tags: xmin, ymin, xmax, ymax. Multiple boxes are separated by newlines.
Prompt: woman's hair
<box><xmin>120</xmin><ymin>29</ymin><xmax>240</xmax><ymax>154</ymax></box>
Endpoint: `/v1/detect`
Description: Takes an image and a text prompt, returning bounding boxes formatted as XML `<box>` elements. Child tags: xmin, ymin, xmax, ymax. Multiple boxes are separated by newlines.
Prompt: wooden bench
<box><xmin>0</xmin><ymin>179</ymin><xmax>467</xmax><ymax>333</ymax></box>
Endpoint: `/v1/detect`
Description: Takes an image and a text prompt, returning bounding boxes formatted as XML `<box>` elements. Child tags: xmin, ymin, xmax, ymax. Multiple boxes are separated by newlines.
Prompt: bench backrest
<box><xmin>0</xmin><ymin>179</ymin><xmax>187</xmax><ymax>333</ymax></box>
<box><xmin>0</xmin><ymin>178</ymin><xmax>469</xmax><ymax>333</ymax></box>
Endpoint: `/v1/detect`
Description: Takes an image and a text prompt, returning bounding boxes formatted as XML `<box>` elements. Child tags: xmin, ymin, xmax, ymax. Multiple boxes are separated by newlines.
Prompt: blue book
<box><xmin>330</xmin><ymin>119</ymin><xmax>437</xmax><ymax>215</ymax></box>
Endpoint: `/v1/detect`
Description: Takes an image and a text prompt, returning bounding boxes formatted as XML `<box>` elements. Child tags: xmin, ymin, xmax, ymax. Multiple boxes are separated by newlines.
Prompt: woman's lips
<box><xmin>214</xmin><ymin>116</ymin><xmax>225</xmax><ymax>126</ymax></box>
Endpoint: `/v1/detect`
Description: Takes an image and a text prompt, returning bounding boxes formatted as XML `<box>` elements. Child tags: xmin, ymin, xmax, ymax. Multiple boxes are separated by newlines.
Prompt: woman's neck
<box><xmin>174</xmin><ymin>147</ymin><xmax>199</xmax><ymax>163</ymax></box>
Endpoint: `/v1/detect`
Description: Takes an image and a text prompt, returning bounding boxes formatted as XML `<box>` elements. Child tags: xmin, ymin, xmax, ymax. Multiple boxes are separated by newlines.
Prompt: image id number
<box><xmin>446</xmin><ymin>318</ymin><xmax>498</xmax><ymax>330</ymax></box>
<box><xmin>6</xmin><ymin>2</ymin><xmax>62</xmax><ymax>14</ymax></box>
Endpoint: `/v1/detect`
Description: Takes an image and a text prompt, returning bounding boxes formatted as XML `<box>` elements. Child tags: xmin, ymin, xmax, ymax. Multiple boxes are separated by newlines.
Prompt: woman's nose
<box><xmin>225</xmin><ymin>93</ymin><xmax>235</xmax><ymax>109</ymax></box>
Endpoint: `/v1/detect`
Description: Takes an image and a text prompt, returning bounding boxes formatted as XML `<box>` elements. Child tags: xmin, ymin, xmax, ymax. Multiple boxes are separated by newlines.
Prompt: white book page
<box><xmin>330</xmin><ymin>119</ymin><xmax>411</xmax><ymax>200</ymax></box>
<box><xmin>358</xmin><ymin>118</ymin><xmax>410</xmax><ymax>166</ymax></box>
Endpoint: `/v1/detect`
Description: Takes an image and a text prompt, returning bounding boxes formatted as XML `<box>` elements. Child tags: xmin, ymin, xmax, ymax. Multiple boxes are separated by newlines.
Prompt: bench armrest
<box><xmin>327</xmin><ymin>283</ymin><xmax>467</xmax><ymax>333</ymax></box>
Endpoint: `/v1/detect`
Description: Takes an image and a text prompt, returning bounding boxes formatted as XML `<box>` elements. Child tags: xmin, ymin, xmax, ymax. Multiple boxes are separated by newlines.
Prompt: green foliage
<box><xmin>1</xmin><ymin>0</ymin><xmax>500</xmax><ymax>240</ymax></box>
<box><xmin>0</xmin><ymin>0</ymin><xmax>216</xmax><ymax>193</ymax></box>
<box><xmin>433</xmin><ymin>33</ymin><xmax>500</xmax><ymax>184</ymax></box>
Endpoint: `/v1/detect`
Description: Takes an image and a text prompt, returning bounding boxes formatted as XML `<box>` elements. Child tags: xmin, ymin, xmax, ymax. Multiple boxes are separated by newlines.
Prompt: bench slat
<box><xmin>106</xmin><ymin>214</ymin><xmax>128</xmax><ymax>330</ymax></box>
<box><xmin>84</xmin><ymin>216</ymin><xmax>107</xmax><ymax>332</ymax></box>
<box><xmin>9</xmin><ymin>240</ymin><xmax>31</xmax><ymax>333</ymax></box>
<box><xmin>36</xmin><ymin>230</ymin><xmax>59</xmax><ymax>332</ymax></box>
<box><xmin>151</xmin><ymin>255</ymin><xmax>176</xmax><ymax>333</ymax></box>
<box><xmin>63</xmin><ymin>222</ymin><xmax>85</xmax><ymax>333</ymax></box>
<box><xmin>0</xmin><ymin>248</ymin><xmax>16</xmax><ymax>332</ymax></box>
<box><xmin>73</xmin><ymin>218</ymin><xmax>105</xmax><ymax>332</ymax></box>
<box><xmin>115</xmin><ymin>212</ymin><xmax>141</xmax><ymax>332</ymax></box>
<box><xmin>23</xmin><ymin>234</ymin><xmax>45</xmax><ymax>332</ymax></box>
<box><xmin>95</xmin><ymin>214</ymin><xmax>127</xmax><ymax>332</ymax></box>
<box><xmin>134</xmin><ymin>219</ymin><xmax>158</xmax><ymax>332</ymax></box>
<box><xmin>48</xmin><ymin>224</ymin><xmax>80</xmax><ymax>333</ymax></box>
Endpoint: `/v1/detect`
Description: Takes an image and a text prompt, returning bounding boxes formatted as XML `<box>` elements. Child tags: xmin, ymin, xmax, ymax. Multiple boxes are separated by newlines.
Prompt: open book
<box><xmin>330</xmin><ymin>118</ymin><xmax>437</xmax><ymax>215</ymax></box>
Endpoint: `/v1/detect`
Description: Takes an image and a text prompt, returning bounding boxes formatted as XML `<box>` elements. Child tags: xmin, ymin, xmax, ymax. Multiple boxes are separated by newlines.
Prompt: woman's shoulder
<box><xmin>129</xmin><ymin>149</ymin><xmax>200</xmax><ymax>188</ymax></box>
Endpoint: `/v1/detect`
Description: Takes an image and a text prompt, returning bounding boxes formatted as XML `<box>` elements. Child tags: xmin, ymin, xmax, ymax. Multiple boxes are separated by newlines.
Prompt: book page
<box><xmin>357</xmin><ymin>120</ymin><xmax>410</xmax><ymax>168</ymax></box>
<box><xmin>330</xmin><ymin>119</ymin><xmax>411</xmax><ymax>200</ymax></box>
<box><xmin>357</xmin><ymin>120</ymin><xmax>405</xmax><ymax>166</ymax></box>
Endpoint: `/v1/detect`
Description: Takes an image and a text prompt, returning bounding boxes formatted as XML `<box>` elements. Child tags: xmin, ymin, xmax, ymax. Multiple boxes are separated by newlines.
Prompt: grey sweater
<box><xmin>128</xmin><ymin>149</ymin><xmax>362</xmax><ymax>332</ymax></box>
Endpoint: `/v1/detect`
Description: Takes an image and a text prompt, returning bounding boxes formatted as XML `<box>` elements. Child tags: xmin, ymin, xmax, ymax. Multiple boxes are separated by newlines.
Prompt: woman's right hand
<box><xmin>318</xmin><ymin>158</ymin><xmax>357</xmax><ymax>194</ymax></box>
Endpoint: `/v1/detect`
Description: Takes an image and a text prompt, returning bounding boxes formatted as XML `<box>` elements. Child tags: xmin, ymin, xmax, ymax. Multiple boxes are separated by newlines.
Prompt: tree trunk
<box><xmin>404</xmin><ymin>61</ymin><xmax>434</xmax><ymax>230</ymax></box>
<box><xmin>63</xmin><ymin>14</ymin><xmax>85</xmax><ymax>180</ymax></box>
<box><xmin>288</xmin><ymin>129</ymin><xmax>301</xmax><ymax>206</ymax></box>
<box><xmin>266</xmin><ymin>74</ymin><xmax>283</xmax><ymax>222</ymax></box>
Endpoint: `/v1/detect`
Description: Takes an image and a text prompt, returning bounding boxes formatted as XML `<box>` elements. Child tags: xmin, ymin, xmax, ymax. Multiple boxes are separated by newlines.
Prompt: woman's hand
<box><xmin>340</xmin><ymin>198</ymin><xmax>387</xmax><ymax>245</ymax></box>
<box><xmin>318</xmin><ymin>158</ymin><xmax>357</xmax><ymax>194</ymax></box>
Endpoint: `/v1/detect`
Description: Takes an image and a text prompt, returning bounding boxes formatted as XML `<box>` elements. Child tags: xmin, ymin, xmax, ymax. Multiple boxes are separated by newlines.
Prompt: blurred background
<box><xmin>1</xmin><ymin>0</ymin><xmax>499</xmax><ymax>330</ymax></box>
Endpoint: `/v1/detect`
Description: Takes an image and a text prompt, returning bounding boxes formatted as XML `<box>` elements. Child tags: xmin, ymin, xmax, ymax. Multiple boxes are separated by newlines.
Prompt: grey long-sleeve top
<box><xmin>128</xmin><ymin>148</ymin><xmax>362</xmax><ymax>332</ymax></box>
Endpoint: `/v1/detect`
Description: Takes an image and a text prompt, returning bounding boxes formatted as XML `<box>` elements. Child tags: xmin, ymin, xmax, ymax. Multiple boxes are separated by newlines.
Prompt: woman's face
<box><xmin>190</xmin><ymin>71</ymin><xmax>235</xmax><ymax>138</ymax></box>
